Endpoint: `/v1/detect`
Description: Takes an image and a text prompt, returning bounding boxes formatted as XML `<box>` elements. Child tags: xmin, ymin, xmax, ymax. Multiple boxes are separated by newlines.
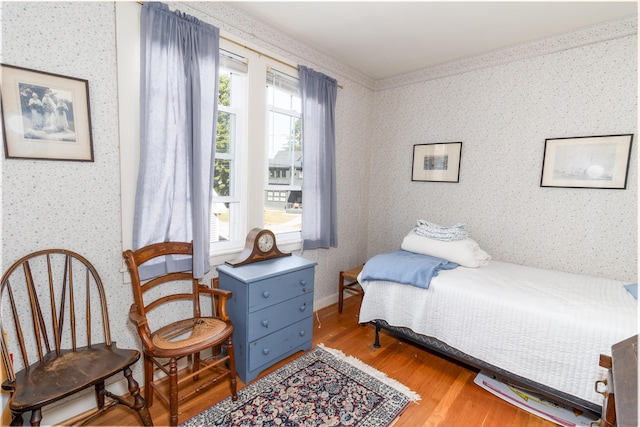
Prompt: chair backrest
<box><xmin>0</xmin><ymin>249</ymin><xmax>110</xmax><ymax>382</ymax></box>
<box><xmin>123</xmin><ymin>242</ymin><xmax>204</xmax><ymax>335</ymax></box>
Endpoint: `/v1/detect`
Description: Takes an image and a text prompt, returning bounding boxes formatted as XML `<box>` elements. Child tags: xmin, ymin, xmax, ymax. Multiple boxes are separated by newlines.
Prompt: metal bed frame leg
<box><xmin>374</xmin><ymin>324</ymin><xmax>381</xmax><ymax>348</ymax></box>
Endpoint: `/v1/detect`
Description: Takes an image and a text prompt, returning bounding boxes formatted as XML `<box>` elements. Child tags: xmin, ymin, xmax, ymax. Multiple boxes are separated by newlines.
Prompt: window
<box><xmin>210</xmin><ymin>50</ymin><xmax>246</xmax><ymax>251</ymax></box>
<box><xmin>264</xmin><ymin>69</ymin><xmax>302</xmax><ymax>235</ymax></box>
<box><xmin>116</xmin><ymin>4</ymin><xmax>303</xmax><ymax>267</ymax></box>
<box><xmin>209</xmin><ymin>39</ymin><xmax>302</xmax><ymax>262</ymax></box>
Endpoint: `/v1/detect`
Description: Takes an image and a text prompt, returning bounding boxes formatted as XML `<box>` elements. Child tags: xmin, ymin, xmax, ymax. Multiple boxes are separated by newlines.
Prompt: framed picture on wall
<box><xmin>540</xmin><ymin>134</ymin><xmax>633</xmax><ymax>189</ymax></box>
<box><xmin>411</xmin><ymin>142</ymin><xmax>462</xmax><ymax>182</ymax></box>
<box><xmin>1</xmin><ymin>64</ymin><xmax>94</xmax><ymax>161</ymax></box>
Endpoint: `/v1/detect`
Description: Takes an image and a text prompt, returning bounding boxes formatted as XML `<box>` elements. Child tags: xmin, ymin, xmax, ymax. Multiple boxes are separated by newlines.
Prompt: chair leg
<box><xmin>10</xmin><ymin>411</ymin><xmax>24</xmax><ymax>426</ymax></box>
<box><xmin>29</xmin><ymin>408</ymin><xmax>42</xmax><ymax>426</ymax></box>
<box><xmin>144</xmin><ymin>356</ymin><xmax>154</xmax><ymax>407</ymax></box>
<box><xmin>225</xmin><ymin>338</ymin><xmax>238</xmax><ymax>401</ymax></box>
<box><xmin>338</xmin><ymin>271</ymin><xmax>345</xmax><ymax>313</ymax></box>
<box><xmin>95</xmin><ymin>381</ymin><xmax>106</xmax><ymax>409</ymax></box>
<box><xmin>193</xmin><ymin>351</ymin><xmax>200</xmax><ymax>381</ymax></box>
<box><xmin>123</xmin><ymin>366</ymin><xmax>154</xmax><ymax>426</ymax></box>
<box><xmin>169</xmin><ymin>358</ymin><xmax>179</xmax><ymax>427</ymax></box>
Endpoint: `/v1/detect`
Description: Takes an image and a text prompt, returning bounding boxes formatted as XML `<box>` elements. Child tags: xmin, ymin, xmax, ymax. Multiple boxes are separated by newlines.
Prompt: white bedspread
<box><xmin>358</xmin><ymin>260</ymin><xmax>637</xmax><ymax>406</ymax></box>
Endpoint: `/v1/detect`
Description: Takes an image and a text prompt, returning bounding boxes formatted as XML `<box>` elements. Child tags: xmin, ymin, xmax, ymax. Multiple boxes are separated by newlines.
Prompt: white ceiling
<box><xmin>228</xmin><ymin>1</ymin><xmax>637</xmax><ymax>80</ymax></box>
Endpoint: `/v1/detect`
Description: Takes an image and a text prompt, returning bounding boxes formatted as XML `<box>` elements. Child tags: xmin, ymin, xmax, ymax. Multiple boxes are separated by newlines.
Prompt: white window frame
<box><xmin>213</xmin><ymin>40</ymin><xmax>308</xmax><ymax>265</ymax></box>
<box><xmin>264</xmin><ymin>69</ymin><xmax>303</xmax><ymax>243</ymax></box>
<box><xmin>210</xmin><ymin>48</ymin><xmax>247</xmax><ymax>256</ymax></box>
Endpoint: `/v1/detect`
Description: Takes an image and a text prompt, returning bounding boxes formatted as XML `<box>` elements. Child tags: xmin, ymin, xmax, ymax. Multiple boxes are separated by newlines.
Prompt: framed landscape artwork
<box><xmin>412</xmin><ymin>142</ymin><xmax>462</xmax><ymax>182</ymax></box>
<box><xmin>540</xmin><ymin>134</ymin><xmax>633</xmax><ymax>189</ymax></box>
<box><xmin>1</xmin><ymin>64</ymin><xmax>94</xmax><ymax>161</ymax></box>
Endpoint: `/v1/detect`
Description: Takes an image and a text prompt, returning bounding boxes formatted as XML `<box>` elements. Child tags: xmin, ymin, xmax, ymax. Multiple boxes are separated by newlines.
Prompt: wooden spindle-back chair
<box><xmin>123</xmin><ymin>241</ymin><xmax>237</xmax><ymax>427</ymax></box>
<box><xmin>0</xmin><ymin>249</ymin><xmax>153</xmax><ymax>426</ymax></box>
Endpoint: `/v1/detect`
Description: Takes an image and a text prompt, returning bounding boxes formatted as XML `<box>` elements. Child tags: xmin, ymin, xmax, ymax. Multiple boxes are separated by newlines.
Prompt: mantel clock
<box><xmin>225</xmin><ymin>228</ymin><xmax>291</xmax><ymax>267</ymax></box>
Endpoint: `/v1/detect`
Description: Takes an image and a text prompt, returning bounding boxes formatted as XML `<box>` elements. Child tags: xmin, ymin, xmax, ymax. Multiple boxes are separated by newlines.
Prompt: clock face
<box><xmin>257</xmin><ymin>233</ymin><xmax>274</xmax><ymax>253</ymax></box>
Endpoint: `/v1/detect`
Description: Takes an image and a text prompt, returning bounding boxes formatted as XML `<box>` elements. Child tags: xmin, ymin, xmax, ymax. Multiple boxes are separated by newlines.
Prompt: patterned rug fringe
<box><xmin>318</xmin><ymin>343</ymin><xmax>421</xmax><ymax>403</ymax></box>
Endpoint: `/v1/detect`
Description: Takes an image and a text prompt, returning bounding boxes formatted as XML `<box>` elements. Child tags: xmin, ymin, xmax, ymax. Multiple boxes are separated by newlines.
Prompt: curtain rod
<box><xmin>135</xmin><ymin>1</ymin><xmax>343</xmax><ymax>89</ymax></box>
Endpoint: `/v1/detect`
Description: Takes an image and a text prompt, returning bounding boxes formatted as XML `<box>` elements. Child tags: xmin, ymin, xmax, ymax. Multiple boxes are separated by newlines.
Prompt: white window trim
<box><xmin>210</xmin><ymin>51</ymin><xmax>246</xmax><ymax>256</ymax></box>
<box><xmin>115</xmin><ymin>2</ymin><xmax>141</xmax><ymax>280</ymax></box>
<box><xmin>222</xmin><ymin>40</ymin><xmax>303</xmax><ymax>255</ymax></box>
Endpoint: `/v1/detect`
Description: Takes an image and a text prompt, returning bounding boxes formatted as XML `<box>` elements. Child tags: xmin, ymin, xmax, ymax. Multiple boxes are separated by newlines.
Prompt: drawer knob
<box><xmin>299</xmin><ymin>330</ymin><xmax>306</xmax><ymax>337</ymax></box>
<box><xmin>299</xmin><ymin>280</ymin><xmax>306</xmax><ymax>286</ymax></box>
<box><xmin>299</xmin><ymin>304</ymin><xmax>307</xmax><ymax>312</ymax></box>
<box><xmin>262</xmin><ymin>291</ymin><xmax>270</xmax><ymax>298</ymax></box>
<box><xmin>263</xmin><ymin>348</ymin><xmax>270</xmax><ymax>355</ymax></box>
<box><xmin>262</xmin><ymin>320</ymin><xmax>269</xmax><ymax>327</ymax></box>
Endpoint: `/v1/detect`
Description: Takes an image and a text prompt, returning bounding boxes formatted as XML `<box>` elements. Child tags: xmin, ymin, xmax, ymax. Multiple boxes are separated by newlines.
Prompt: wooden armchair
<box><xmin>123</xmin><ymin>241</ymin><xmax>238</xmax><ymax>426</ymax></box>
<box><xmin>0</xmin><ymin>249</ymin><xmax>152</xmax><ymax>426</ymax></box>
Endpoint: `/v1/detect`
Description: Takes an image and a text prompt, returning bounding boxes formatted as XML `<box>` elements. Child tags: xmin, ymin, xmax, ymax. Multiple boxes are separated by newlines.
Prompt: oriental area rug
<box><xmin>180</xmin><ymin>344</ymin><xmax>420</xmax><ymax>427</ymax></box>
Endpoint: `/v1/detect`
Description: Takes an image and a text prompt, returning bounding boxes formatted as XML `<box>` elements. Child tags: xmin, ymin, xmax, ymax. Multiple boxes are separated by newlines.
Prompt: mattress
<box><xmin>358</xmin><ymin>260</ymin><xmax>637</xmax><ymax>406</ymax></box>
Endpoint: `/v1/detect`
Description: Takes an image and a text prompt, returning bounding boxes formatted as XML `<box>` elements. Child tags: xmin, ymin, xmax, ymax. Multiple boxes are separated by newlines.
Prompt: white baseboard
<box><xmin>314</xmin><ymin>293</ymin><xmax>339</xmax><ymax>311</ymax></box>
<box><xmin>314</xmin><ymin>291</ymin><xmax>359</xmax><ymax>312</ymax></box>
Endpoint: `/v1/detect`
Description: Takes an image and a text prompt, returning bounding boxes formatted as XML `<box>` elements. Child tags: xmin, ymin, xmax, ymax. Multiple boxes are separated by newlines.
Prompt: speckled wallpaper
<box><xmin>1</xmin><ymin>1</ymin><xmax>637</xmax><ymax>420</ymax></box>
<box><xmin>367</xmin><ymin>35</ymin><xmax>637</xmax><ymax>282</ymax></box>
<box><xmin>1</xmin><ymin>1</ymin><xmax>130</xmax><ymax>340</ymax></box>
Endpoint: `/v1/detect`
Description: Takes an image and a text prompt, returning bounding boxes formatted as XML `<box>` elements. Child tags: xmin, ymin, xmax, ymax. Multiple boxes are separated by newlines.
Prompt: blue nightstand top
<box><xmin>217</xmin><ymin>255</ymin><xmax>316</xmax><ymax>283</ymax></box>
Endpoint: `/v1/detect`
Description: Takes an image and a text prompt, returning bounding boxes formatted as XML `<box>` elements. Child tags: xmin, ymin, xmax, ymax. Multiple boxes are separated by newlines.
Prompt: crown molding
<box><xmin>375</xmin><ymin>15</ymin><xmax>637</xmax><ymax>91</ymax></box>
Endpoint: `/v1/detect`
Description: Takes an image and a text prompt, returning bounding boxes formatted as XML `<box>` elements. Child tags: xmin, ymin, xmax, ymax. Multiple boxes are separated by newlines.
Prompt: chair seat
<box><xmin>342</xmin><ymin>265</ymin><xmax>364</xmax><ymax>282</ymax></box>
<box><xmin>4</xmin><ymin>343</ymin><xmax>140</xmax><ymax>412</ymax></box>
<box><xmin>151</xmin><ymin>317</ymin><xmax>233</xmax><ymax>353</ymax></box>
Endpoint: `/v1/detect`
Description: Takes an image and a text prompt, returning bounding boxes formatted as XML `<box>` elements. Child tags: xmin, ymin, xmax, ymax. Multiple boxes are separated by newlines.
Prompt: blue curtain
<box><xmin>133</xmin><ymin>2</ymin><xmax>219</xmax><ymax>279</ymax></box>
<box><xmin>299</xmin><ymin>66</ymin><xmax>338</xmax><ymax>249</ymax></box>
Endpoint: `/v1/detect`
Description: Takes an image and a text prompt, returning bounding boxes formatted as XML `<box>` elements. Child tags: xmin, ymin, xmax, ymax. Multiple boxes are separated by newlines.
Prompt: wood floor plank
<box><xmin>419</xmin><ymin>370</ymin><xmax>473</xmax><ymax>427</ymax></box>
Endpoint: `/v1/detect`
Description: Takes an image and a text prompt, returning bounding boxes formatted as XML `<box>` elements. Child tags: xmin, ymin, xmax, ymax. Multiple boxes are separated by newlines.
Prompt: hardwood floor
<box><xmin>83</xmin><ymin>296</ymin><xmax>562</xmax><ymax>427</ymax></box>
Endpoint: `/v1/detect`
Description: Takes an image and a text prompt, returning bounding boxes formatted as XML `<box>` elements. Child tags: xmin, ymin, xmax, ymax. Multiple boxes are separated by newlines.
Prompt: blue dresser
<box><xmin>216</xmin><ymin>256</ymin><xmax>316</xmax><ymax>383</ymax></box>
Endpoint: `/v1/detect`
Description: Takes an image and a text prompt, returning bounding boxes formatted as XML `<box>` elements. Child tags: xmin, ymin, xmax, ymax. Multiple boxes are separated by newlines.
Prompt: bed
<box><xmin>357</xmin><ymin>227</ymin><xmax>638</xmax><ymax>416</ymax></box>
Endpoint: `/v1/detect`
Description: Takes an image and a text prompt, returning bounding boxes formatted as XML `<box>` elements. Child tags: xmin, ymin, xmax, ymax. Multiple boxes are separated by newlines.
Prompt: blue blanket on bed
<box><xmin>360</xmin><ymin>250</ymin><xmax>458</xmax><ymax>289</ymax></box>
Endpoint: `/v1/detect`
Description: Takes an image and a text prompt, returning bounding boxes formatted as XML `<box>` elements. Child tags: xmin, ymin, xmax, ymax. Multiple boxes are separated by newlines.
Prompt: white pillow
<box><xmin>401</xmin><ymin>232</ymin><xmax>491</xmax><ymax>268</ymax></box>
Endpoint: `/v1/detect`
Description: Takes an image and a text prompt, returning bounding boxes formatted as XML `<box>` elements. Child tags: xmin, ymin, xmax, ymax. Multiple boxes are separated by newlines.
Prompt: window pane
<box><xmin>212</xmin><ymin>52</ymin><xmax>245</xmax><ymax>250</ymax></box>
<box><xmin>214</xmin><ymin>158</ymin><xmax>231</xmax><ymax>197</ymax></box>
<box><xmin>267</xmin><ymin>112</ymin><xmax>301</xmax><ymax>186</ymax></box>
<box><xmin>219</xmin><ymin>72</ymin><xmax>231</xmax><ymax>107</ymax></box>
<box><xmin>211</xmin><ymin>202</ymin><xmax>229</xmax><ymax>242</ymax></box>
<box><xmin>265</xmin><ymin>70</ymin><xmax>301</xmax><ymax>234</ymax></box>
<box><xmin>264</xmin><ymin>206</ymin><xmax>301</xmax><ymax>234</ymax></box>
<box><xmin>217</xmin><ymin>110</ymin><xmax>234</xmax><ymax>155</ymax></box>
<box><xmin>219</xmin><ymin>50</ymin><xmax>247</xmax><ymax>109</ymax></box>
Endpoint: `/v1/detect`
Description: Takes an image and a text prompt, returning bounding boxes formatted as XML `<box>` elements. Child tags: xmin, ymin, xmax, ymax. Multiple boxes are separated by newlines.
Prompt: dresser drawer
<box><xmin>247</xmin><ymin>293</ymin><xmax>314</xmax><ymax>342</ymax></box>
<box><xmin>248</xmin><ymin>316</ymin><xmax>313</xmax><ymax>371</ymax></box>
<box><xmin>248</xmin><ymin>267</ymin><xmax>314</xmax><ymax>312</ymax></box>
